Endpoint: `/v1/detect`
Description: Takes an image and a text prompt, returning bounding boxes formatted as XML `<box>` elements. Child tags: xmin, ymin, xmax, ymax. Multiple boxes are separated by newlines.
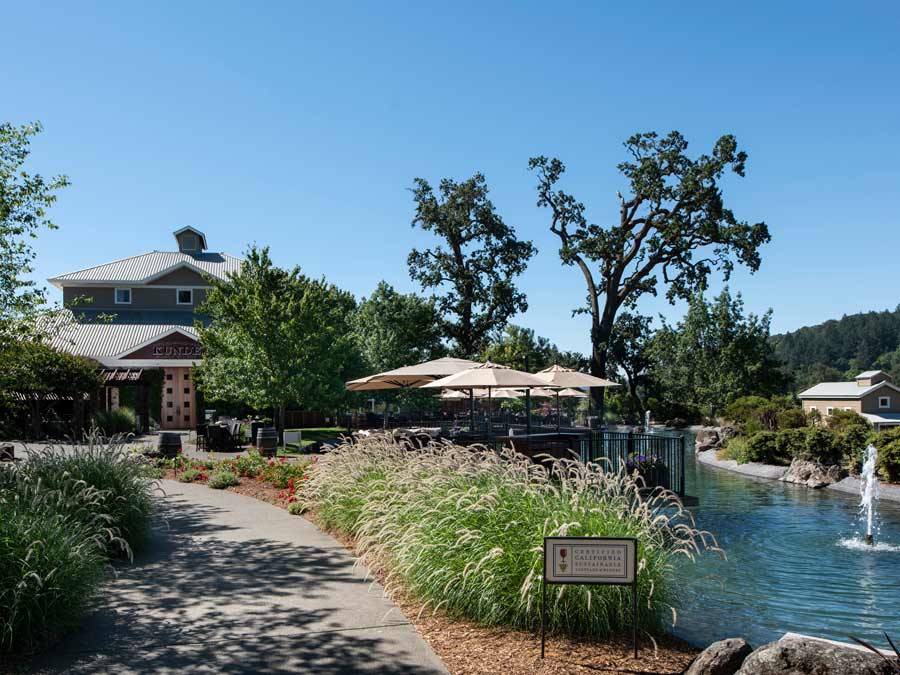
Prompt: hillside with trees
<box><xmin>771</xmin><ymin>306</ymin><xmax>900</xmax><ymax>389</ymax></box>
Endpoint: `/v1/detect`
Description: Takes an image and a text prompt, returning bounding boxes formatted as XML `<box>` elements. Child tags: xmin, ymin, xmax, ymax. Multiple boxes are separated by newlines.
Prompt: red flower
<box><xmin>287</xmin><ymin>496</ymin><xmax>297</xmax><ymax>503</ymax></box>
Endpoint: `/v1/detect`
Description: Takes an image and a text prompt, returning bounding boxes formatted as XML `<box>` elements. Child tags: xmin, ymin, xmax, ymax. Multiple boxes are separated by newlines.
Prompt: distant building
<box><xmin>48</xmin><ymin>227</ymin><xmax>242</xmax><ymax>431</ymax></box>
<box><xmin>798</xmin><ymin>370</ymin><xmax>900</xmax><ymax>430</ymax></box>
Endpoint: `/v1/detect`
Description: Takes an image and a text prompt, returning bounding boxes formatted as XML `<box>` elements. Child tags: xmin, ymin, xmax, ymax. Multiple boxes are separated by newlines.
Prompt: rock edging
<box><xmin>686</xmin><ymin>635</ymin><xmax>896</xmax><ymax>675</ymax></box>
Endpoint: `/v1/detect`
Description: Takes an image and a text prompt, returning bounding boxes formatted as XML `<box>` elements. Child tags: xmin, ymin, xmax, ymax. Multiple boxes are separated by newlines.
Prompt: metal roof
<box><xmin>856</xmin><ymin>370</ymin><xmax>886</xmax><ymax>379</ymax></box>
<box><xmin>860</xmin><ymin>412</ymin><xmax>900</xmax><ymax>425</ymax></box>
<box><xmin>799</xmin><ymin>380</ymin><xmax>900</xmax><ymax>399</ymax></box>
<box><xmin>43</xmin><ymin>310</ymin><xmax>200</xmax><ymax>359</ymax></box>
<box><xmin>49</xmin><ymin>251</ymin><xmax>242</xmax><ymax>286</ymax></box>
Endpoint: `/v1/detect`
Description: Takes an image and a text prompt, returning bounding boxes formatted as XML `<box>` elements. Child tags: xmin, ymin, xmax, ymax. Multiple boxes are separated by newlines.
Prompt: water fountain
<box><xmin>861</xmin><ymin>444</ymin><xmax>879</xmax><ymax>546</ymax></box>
<box><xmin>645</xmin><ymin>409</ymin><xmax>652</xmax><ymax>434</ymax></box>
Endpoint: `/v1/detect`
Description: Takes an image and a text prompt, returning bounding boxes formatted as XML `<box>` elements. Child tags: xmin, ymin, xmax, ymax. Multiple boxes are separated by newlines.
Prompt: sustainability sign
<box><xmin>544</xmin><ymin>537</ymin><xmax>636</xmax><ymax>584</ymax></box>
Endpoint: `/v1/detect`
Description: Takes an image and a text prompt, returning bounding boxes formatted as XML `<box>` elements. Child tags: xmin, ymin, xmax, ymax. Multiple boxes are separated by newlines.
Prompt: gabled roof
<box><xmin>43</xmin><ymin>309</ymin><xmax>202</xmax><ymax>366</ymax></box>
<box><xmin>48</xmin><ymin>251</ymin><xmax>242</xmax><ymax>287</ymax></box>
<box><xmin>799</xmin><ymin>380</ymin><xmax>900</xmax><ymax>399</ymax></box>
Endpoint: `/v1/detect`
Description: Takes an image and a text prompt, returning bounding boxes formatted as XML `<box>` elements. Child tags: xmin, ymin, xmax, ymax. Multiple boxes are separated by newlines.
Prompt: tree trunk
<box><xmin>590</xmin><ymin>311</ymin><xmax>616</xmax><ymax>420</ymax></box>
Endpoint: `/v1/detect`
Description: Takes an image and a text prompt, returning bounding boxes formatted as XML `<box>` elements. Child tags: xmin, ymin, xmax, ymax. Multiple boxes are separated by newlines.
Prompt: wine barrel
<box><xmin>256</xmin><ymin>427</ymin><xmax>279</xmax><ymax>457</ymax></box>
<box><xmin>158</xmin><ymin>432</ymin><xmax>182</xmax><ymax>458</ymax></box>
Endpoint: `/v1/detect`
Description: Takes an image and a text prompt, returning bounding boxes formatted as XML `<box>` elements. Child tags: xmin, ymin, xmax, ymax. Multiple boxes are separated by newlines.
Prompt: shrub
<box><xmin>301</xmin><ymin>436</ymin><xmax>719</xmax><ymax>638</ymax></box>
<box><xmin>208</xmin><ymin>470</ymin><xmax>239</xmax><ymax>489</ymax></box>
<box><xmin>826</xmin><ymin>409</ymin><xmax>870</xmax><ymax>433</ymax></box>
<box><xmin>775</xmin><ymin>428</ymin><xmax>807</xmax><ymax>460</ymax></box>
<box><xmin>799</xmin><ymin>427</ymin><xmax>840</xmax><ymax>465</ymax></box>
<box><xmin>724</xmin><ymin>396</ymin><xmax>771</xmax><ymax>426</ymax></box>
<box><xmin>17</xmin><ymin>438</ymin><xmax>157</xmax><ymax>554</ymax></box>
<box><xmin>177</xmin><ymin>468</ymin><xmax>202</xmax><ymax>483</ymax></box>
<box><xmin>718</xmin><ymin>436</ymin><xmax>749</xmax><ymax>463</ymax></box>
<box><xmin>286</xmin><ymin>501</ymin><xmax>304</xmax><ymax>515</ymax></box>
<box><xmin>92</xmin><ymin>407</ymin><xmax>137</xmax><ymax>435</ymax></box>
<box><xmin>869</xmin><ymin>427</ymin><xmax>900</xmax><ymax>483</ymax></box>
<box><xmin>776</xmin><ymin>407</ymin><xmax>809</xmax><ymax>430</ymax></box>
<box><xmin>748</xmin><ymin>431</ymin><xmax>786</xmax><ymax>464</ymax></box>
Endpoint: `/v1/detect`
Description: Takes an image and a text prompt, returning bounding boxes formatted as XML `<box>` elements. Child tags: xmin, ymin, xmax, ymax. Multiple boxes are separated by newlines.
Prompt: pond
<box><xmin>672</xmin><ymin>432</ymin><xmax>900</xmax><ymax>648</ymax></box>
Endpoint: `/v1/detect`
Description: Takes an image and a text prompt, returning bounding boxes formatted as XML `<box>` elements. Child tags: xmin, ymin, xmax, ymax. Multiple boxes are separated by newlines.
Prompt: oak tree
<box><xmin>530</xmin><ymin>131</ymin><xmax>770</xmax><ymax>409</ymax></box>
<box><xmin>408</xmin><ymin>173</ymin><xmax>536</xmax><ymax>358</ymax></box>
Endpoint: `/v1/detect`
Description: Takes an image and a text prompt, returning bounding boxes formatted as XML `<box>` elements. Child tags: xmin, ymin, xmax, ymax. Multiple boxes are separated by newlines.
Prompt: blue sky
<box><xmin>5</xmin><ymin>1</ymin><xmax>899</xmax><ymax>353</ymax></box>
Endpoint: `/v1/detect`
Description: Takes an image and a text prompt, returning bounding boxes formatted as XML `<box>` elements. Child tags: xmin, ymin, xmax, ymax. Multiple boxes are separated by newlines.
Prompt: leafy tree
<box><xmin>353</xmin><ymin>281</ymin><xmax>444</xmax><ymax>373</ymax></box>
<box><xmin>0</xmin><ymin>122</ymin><xmax>69</xmax><ymax>341</ymax></box>
<box><xmin>196</xmin><ymin>246</ymin><xmax>360</xmax><ymax>430</ymax></box>
<box><xmin>407</xmin><ymin>173</ymin><xmax>536</xmax><ymax>357</ymax></box>
<box><xmin>529</xmin><ymin>131</ymin><xmax>770</xmax><ymax>409</ymax></box>
<box><xmin>607</xmin><ymin>312</ymin><xmax>653</xmax><ymax>414</ymax></box>
<box><xmin>649</xmin><ymin>288</ymin><xmax>788</xmax><ymax>417</ymax></box>
<box><xmin>480</xmin><ymin>325</ymin><xmax>557</xmax><ymax>371</ymax></box>
<box><xmin>0</xmin><ymin>339</ymin><xmax>102</xmax><ymax>438</ymax></box>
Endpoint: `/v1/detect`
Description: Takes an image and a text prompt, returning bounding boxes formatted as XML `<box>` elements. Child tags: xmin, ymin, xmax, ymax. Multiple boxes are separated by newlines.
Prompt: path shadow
<box><xmin>21</xmin><ymin>492</ymin><xmax>442</xmax><ymax>674</ymax></box>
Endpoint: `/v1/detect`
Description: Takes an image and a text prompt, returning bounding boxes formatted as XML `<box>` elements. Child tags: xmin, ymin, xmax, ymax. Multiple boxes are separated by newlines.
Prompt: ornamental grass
<box><xmin>300</xmin><ymin>436</ymin><xmax>720</xmax><ymax>639</ymax></box>
<box><xmin>0</xmin><ymin>437</ymin><xmax>157</xmax><ymax>654</ymax></box>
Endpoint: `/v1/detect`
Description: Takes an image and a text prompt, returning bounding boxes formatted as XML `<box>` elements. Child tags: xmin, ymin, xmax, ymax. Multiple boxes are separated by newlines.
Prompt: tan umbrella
<box><xmin>532</xmin><ymin>364</ymin><xmax>619</xmax><ymax>389</ymax></box>
<box><xmin>346</xmin><ymin>357</ymin><xmax>478</xmax><ymax>391</ymax></box>
<box><xmin>534</xmin><ymin>365</ymin><xmax>618</xmax><ymax>431</ymax></box>
<box><xmin>424</xmin><ymin>362</ymin><xmax>549</xmax><ymax>434</ymax></box>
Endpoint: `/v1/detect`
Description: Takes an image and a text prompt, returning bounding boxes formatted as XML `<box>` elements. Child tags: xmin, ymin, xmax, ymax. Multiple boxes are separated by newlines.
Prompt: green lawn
<box><xmin>278</xmin><ymin>427</ymin><xmax>348</xmax><ymax>456</ymax></box>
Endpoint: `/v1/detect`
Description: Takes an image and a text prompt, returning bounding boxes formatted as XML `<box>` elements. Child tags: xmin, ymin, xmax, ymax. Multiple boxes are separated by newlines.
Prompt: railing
<box><xmin>580</xmin><ymin>431</ymin><xmax>687</xmax><ymax>497</ymax></box>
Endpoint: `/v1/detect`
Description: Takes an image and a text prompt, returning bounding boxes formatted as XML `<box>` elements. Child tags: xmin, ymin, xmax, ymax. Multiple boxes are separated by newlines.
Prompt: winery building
<box><xmin>48</xmin><ymin>227</ymin><xmax>242</xmax><ymax>431</ymax></box>
<box><xmin>799</xmin><ymin>370</ymin><xmax>900</xmax><ymax>430</ymax></box>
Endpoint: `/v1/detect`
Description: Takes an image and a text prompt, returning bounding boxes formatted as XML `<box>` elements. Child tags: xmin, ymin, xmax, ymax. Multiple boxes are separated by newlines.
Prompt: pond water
<box><xmin>672</xmin><ymin>433</ymin><xmax>900</xmax><ymax>648</ymax></box>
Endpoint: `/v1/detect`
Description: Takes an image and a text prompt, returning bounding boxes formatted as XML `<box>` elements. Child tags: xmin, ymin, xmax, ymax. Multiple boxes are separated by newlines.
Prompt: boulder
<box><xmin>695</xmin><ymin>429</ymin><xmax>722</xmax><ymax>453</ymax></box>
<box><xmin>736</xmin><ymin>636</ymin><xmax>896</xmax><ymax>674</ymax></box>
<box><xmin>781</xmin><ymin>459</ymin><xmax>846</xmax><ymax>488</ymax></box>
<box><xmin>685</xmin><ymin>638</ymin><xmax>753</xmax><ymax>675</ymax></box>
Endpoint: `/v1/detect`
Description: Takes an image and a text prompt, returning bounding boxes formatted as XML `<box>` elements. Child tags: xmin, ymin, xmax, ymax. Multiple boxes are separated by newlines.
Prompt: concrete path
<box><xmin>26</xmin><ymin>480</ymin><xmax>448</xmax><ymax>675</ymax></box>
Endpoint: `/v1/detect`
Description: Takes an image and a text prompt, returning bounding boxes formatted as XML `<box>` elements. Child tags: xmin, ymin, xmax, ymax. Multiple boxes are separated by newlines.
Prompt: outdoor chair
<box><xmin>195</xmin><ymin>423</ymin><xmax>208</xmax><ymax>451</ymax></box>
<box><xmin>207</xmin><ymin>424</ymin><xmax>225</xmax><ymax>452</ymax></box>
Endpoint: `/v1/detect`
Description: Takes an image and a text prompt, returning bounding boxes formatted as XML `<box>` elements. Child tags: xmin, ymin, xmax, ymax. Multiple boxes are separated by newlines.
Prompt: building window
<box><xmin>167</xmin><ymin>415</ymin><xmax>173</xmax><ymax>422</ymax></box>
<box><xmin>176</xmin><ymin>288</ymin><xmax>193</xmax><ymax>305</ymax></box>
<box><xmin>844</xmin><ymin>407</ymin><xmax>852</xmax><ymax>411</ymax></box>
<box><xmin>183</xmin><ymin>387</ymin><xmax>190</xmax><ymax>394</ymax></box>
<box><xmin>166</xmin><ymin>388</ymin><xmax>173</xmax><ymax>394</ymax></box>
<box><xmin>826</xmin><ymin>407</ymin><xmax>834</xmax><ymax>416</ymax></box>
<box><xmin>184</xmin><ymin>373</ymin><xmax>190</xmax><ymax>380</ymax></box>
<box><xmin>184</xmin><ymin>401</ymin><xmax>190</xmax><ymax>408</ymax></box>
<box><xmin>184</xmin><ymin>415</ymin><xmax>191</xmax><ymax>422</ymax></box>
<box><xmin>880</xmin><ymin>396</ymin><xmax>891</xmax><ymax>409</ymax></box>
<box><xmin>182</xmin><ymin>233</ymin><xmax>199</xmax><ymax>251</ymax></box>
<box><xmin>809</xmin><ymin>406</ymin><xmax>817</xmax><ymax>412</ymax></box>
<box><xmin>114</xmin><ymin>288</ymin><xmax>131</xmax><ymax>304</ymax></box>
<box><xmin>166</xmin><ymin>373</ymin><xmax>173</xmax><ymax>381</ymax></box>
<box><xmin>166</xmin><ymin>401</ymin><xmax>173</xmax><ymax>408</ymax></box>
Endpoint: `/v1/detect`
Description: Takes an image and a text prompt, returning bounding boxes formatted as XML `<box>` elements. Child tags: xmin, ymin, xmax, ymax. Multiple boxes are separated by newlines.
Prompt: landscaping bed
<box><xmin>166</xmin><ymin>438</ymin><xmax>706</xmax><ymax>673</ymax></box>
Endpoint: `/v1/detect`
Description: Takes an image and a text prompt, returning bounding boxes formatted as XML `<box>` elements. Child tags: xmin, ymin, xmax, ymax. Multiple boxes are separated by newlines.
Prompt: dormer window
<box><xmin>115</xmin><ymin>288</ymin><xmax>132</xmax><ymax>304</ymax></box>
<box><xmin>176</xmin><ymin>288</ymin><xmax>193</xmax><ymax>305</ymax></box>
<box><xmin>182</xmin><ymin>234</ymin><xmax>199</xmax><ymax>251</ymax></box>
<box><xmin>174</xmin><ymin>226</ymin><xmax>207</xmax><ymax>253</ymax></box>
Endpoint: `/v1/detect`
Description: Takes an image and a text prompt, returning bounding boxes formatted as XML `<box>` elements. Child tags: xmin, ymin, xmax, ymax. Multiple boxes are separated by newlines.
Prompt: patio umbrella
<box><xmin>345</xmin><ymin>356</ymin><xmax>479</xmax><ymax>427</ymax></box>
<box><xmin>424</xmin><ymin>362</ymin><xmax>549</xmax><ymax>435</ymax></box>
<box><xmin>345</xmin><ymin>356</ymin><xmax>478</xmax><ymax>391</ymax></box>
<box><xmin>533</xmin><ymin>365</ymin><xmax>619</xmax><ymax>431</ymax></box>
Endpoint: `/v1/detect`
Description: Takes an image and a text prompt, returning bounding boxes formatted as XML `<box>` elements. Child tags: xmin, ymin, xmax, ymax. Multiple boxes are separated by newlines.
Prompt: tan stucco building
<box><xmin>799</xmin><ymin>370</ymin><xmax>900</xmax><ymax>430</ymax></box>
<box><xmin>48</xmin><ymin>227</ymin><xmax>242</xmax><ymax>430</ymax></box>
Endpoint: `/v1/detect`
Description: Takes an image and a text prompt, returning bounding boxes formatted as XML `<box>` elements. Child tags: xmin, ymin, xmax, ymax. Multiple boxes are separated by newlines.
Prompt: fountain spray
<box><xmin>860</xmin><ymin>444</ymin><xmax>879</xmax><ymax>546</ymax></box>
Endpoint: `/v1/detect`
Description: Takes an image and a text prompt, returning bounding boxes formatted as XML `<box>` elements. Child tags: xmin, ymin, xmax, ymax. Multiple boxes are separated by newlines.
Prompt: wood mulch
<box><xmin>167</xmin><ymin>472</ymin><xmax>700</xmax><ymax>675</ymax></box>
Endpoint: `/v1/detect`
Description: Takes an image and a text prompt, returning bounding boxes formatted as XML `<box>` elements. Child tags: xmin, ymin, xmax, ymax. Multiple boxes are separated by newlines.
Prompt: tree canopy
<box><xmin>407</xmin><ymin>173</ymin><xmax>536</xmax><ymax>357</ymax></box>
<box><xmin>196</xmin><ymin>246</ymin><xmax>360</xmax><ymax>428</ymax></box>
<box><xmin>0</xmin><ymin>339</ymin><xmax>102</xmax><ymax>438</ymax></box>
<box><xmin>479</xmin><ymin>324</ymin><xmax>585</xmax><ymax>372</ymax></box>
<box><xmin>607</xmin><ymin>312</ymin><xmax>653</xmax><ymax>413</ymax></box>
<box><xmin>529</xmin><ymin>131</ymin><xmax>770</xmax><ymax>408</ymax></box>
<box><xmin>649</xmin><ymin>288</ymin><xmax>788</xmax><ymax>417</ymax></box>
<box><xmin>0</xmin><ymin>122</ymin><xmax>69</xmax><ymax>341</ymax></box>
<box><xmin>352</xmin><ymin>281</ymin><xmax>444</xmax><ymax>373</ymax></box>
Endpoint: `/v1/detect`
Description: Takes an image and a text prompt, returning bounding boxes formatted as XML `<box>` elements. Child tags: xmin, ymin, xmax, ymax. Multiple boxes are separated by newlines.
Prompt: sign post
<box><xmin>541</xmin><ymin>536</ymin><xmax>638</xmax><ymax>659</ymax></box>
